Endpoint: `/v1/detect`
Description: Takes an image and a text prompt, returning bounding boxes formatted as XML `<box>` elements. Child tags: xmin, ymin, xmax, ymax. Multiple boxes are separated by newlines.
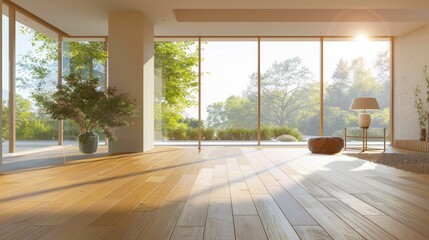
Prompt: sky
<box><xmin>2</xmin><ymin>16</ymin><xmax>35</xmax><ymax>96</ymax></box>
<box><xmin>185</xmin><ymin>39</ymin><xmax>389</xmax><ymax>120</ymax></box>
<box><xmin>2</xmin><ymin>15</ymin><xmax>8</xmax><ymax>96</ymax></box>
<box><xmin>2</xmin><ymin>16</ymin><xmax>60</xmax><ymax>101</ymax></box>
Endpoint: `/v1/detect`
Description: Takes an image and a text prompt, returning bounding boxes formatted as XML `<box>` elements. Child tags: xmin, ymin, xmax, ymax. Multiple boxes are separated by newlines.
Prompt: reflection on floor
<box><xmin>0</xmin><ymin>146</ymin><xmax>428</xmax><ymax>239</ymax></box>
<box><xmin>2</xmin><ymin>140</ymin><xmax>107</xmax><ymax>154</ymax></box>
<box><xmin>0</xmin><ymin>143</ymin><xmax>414</xmax><ymax>173</ymax></box>
<box><xmin>2</xmin><ymin>146</ymin><xmax>108</xmax><ymax>172</ymax></box>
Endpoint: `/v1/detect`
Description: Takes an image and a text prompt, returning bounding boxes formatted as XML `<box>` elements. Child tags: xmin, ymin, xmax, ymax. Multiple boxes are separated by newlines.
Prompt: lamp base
<box><xmin>358</xmin><ymin>113</ymin><xmax>371</xmax><ymax>128</ymax></box>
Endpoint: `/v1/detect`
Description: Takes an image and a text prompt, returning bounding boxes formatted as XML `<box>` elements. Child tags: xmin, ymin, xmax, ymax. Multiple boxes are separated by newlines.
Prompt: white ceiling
<box><xmin>11</xmin><ymin>0</ymin><xmax>429</xmax><ymax>37</ymax></box>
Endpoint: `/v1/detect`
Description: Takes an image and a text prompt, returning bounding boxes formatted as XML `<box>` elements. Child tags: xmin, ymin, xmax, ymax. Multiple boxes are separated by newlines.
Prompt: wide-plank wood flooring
<box><xmin>0</xmin><ymin>146</ymin><xmax>428</xmax><ymax>240</ymax></box>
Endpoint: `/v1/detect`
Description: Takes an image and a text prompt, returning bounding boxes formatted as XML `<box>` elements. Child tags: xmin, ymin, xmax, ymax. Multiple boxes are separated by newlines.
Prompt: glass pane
<box><xmin>201</xmin><ymin>39</ymin><xmax>258</xmax><ymax>144</ymax></box>
<box><xmin>260</xmin><ymin>39</ymin><xmax>321</xmax><ymax>144</ymax></box>
<box><xmin>154</xmin><ymin>39</ymin><xmax>199</xmax><ymax>144</ymax></box>
<box><xmin>2</xmin><ymin>7</ymin><xmax>8</xmax><ymax>154</ymax></box>
<box><xmin>323</xmin><ymin>38</ymin><xmax>390</xmax><ymax>142</ymax></box>
<box><xmin>15</xmin><ymin>12</ymin><xmax>58</xmax><ymax>152</ymax></box>
<box><xmin>62</xmin><ymin>38</ymin><xmax>107</xmax><ymax>145</ymax></box>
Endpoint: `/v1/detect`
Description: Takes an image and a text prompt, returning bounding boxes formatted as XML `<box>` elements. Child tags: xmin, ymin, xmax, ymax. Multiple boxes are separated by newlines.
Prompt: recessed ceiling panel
<box><xmin>174</xmin><ymin>9</ymin><xmax>429</xmax><ymax>22</ymax></box>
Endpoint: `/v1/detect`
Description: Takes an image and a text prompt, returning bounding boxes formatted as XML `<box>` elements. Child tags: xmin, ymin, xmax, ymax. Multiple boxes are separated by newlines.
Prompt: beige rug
<box><xmin>345</xmin><ymin>152</ymin><xmax>429</xmax><ymax>174</ymax></box>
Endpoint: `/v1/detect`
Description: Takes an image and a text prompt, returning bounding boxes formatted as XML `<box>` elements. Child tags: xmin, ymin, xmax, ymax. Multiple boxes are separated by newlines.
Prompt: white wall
<box><xmin>108</xmin><ymin>12</ymin><xmax>154</xmax><ymax>153</ymax></box>
<box><xmin>143</xmin><ymin>20</ymin><xmax>154</xmax><ymax>151</ymax></box>
<box><xmin>394</xmin><ymin>23</ymin><xmax>429</xmax><ymax>140</ymax></box>
<box><xmin>0</xmin><ymin>1</ymin><xmax>2</xmax><ymax>171</ymax></box>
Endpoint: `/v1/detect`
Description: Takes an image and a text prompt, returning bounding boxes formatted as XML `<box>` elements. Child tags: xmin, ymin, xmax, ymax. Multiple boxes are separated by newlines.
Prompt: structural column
<box><xmin>108</xmin><ymin>12</ymin><xmax>154</xmax><ymax>153</ymax></box>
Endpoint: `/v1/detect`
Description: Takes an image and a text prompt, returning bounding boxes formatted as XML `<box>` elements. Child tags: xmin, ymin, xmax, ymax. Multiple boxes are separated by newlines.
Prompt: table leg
<box><xmin>362</xmin><ymin>128</ymin><xmax>368</xmax><ymax>152</ymax></box>
<box><xmin>384</xmin><ymin>128</ymin><xmax>386</xmax><ymax>152</ymax></box>
<box><xmin>344</xmin><ymin>128</ymin><xmax>347</xmax><ymax>150</ymax></box>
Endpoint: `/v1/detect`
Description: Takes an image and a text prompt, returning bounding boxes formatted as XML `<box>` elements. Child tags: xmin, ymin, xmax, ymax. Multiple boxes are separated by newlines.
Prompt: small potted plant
<box><xmin>412</xmin><ymin>87</ymin><xmax>427</xmax><ymax>141</ymax></box>
<box><xmin>423</xmin><ymin>65</ymin><xmax>429</xmax><ymax>140</ymax></box>
<box><xmin>33</xmin><ymin>74</ymin><xmax>139</xmax><ymax>153</ymax></box>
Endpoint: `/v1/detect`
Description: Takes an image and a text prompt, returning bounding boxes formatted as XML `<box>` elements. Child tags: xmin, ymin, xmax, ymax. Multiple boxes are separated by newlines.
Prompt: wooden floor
<box><xmin>0</xmin><ymin>146</ymin><xmax>428</xmax><ymax>240</ymax></box>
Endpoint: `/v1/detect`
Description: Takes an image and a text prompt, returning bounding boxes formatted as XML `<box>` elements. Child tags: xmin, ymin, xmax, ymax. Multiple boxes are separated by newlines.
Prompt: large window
<box><xmin>323</xmin><ymin>38</ymin><xmax>390</xmax><ymax>141</ymax></box>
<box><xmin>261</xmin><ymin>39</ymin><xmax>320</xmax><ymax>144</ymax></box>
<box><xmin>0</xmin><ymin>3</ymin><xmax>111</xmax><ymax>172</ymax></box>
<box><xmin>1</xmin><ymin>5</ymin><xmax>108</xmax><ymax>156</ymax></box>
<box><xmin>15</xmin><ymin>12</ymin><xmax>58</xmax><ymax>152</ymax></box>
<box><xmin>154</xmin><ymin>39</ymin><xmax>199</xmax><ymax>143</ymax></box>
<box><xmin>154</xmin><ymin>37</ymin><xmax>391</xmax><ymax>145</ymax></box>
<box><xmin>201</xmin><ymin>39</ymin><xmax>258</xmax><ymax>144</ymax></box>
<box><xmin>2</xmin><ymin>5</ymin><xmax>8</xmax><ymax>154</ymax></box>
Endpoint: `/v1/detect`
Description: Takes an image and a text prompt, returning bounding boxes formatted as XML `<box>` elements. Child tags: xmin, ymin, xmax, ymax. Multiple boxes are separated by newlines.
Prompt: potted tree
<box><xmin>34</xmin><ymin>74</ymin><xmax>139</xmax><ymax>153</ymax></box>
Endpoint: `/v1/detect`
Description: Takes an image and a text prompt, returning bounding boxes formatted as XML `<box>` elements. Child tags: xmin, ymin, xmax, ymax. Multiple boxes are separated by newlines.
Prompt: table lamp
<box><xmin>350</xmin><ymin>97</ymin><xmax>380</xmax><ymax>128</ymax></box>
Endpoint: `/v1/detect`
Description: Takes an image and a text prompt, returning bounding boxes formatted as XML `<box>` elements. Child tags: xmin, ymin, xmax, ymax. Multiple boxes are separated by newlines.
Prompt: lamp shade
<box><xmin>349</xmin><ymin>98</ymin><xmax>380</xmax><ymax>110</ymax></box>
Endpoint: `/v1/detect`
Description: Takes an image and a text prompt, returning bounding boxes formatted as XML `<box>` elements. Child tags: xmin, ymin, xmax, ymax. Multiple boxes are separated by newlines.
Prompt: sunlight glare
<box><xmin>355</xmin><ymin>33</ymin><xmax>368</xmax><ymax>43</ymax></box>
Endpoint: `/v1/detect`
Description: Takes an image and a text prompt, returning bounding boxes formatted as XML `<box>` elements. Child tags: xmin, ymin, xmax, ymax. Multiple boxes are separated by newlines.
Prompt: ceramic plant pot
<box><xmin>78</xmin><ymin>131</ymin><xmax>99</xmax><ymax>154</ymax></box>
<box><xmin>420</xmin><ymin>129</ymin><xmax>426</xmax><ymax>141</ymax></box>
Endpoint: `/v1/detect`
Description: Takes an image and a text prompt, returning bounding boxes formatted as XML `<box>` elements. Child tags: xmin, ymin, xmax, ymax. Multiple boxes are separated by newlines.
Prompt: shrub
<box><xmin>202</xmin><ymin>127</ymin><xmax>215</xmax><ymax>140</ymax></box>
<box><xmin>217</xmin><ymin>130</ymin><xmax>226</xmax><ymax>140</ymax></box>
<box><xmin>168</xmin><ymin>124</ymin><xmax>188</xmax><ymax>140</ymax></box>
<box><xmin>260</xmin><ymin>126</ymin><xmax>302</xmax><ymax>141</ymax></box>
<box><xmin>165</xmin><ymin>124</ymin><xmax>302</xmax><ymax>142</ymax></box>
<box><xmin>275</xmin><ymin>134</ymin><xmax>298</xmax><ymax>142</ymax></box>
<box><xmin>260</xmin><ymin>127</ymin><xmax>273</xmax><ymax>140</ymax></box>
<box><xmin>217</xmin><ymin>128</ymin><xmax>256</xmax><ymax>140</ymax></box>
<box><xmin>242</xmin><ymin>128</ymin><xmax>256</xmax><ymax>140</ymax></box>
<box><xmin>187</xmin><ymin>127</ymin><xmax>199</xmax><ymax>140</ymax></box>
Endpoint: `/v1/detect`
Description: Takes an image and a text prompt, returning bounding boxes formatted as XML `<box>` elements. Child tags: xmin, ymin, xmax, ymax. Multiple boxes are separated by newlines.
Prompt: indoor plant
<box><xmin>33</xmin><ymin>74</ymin><xmax>139</xmax><ymax>153</ymax></box>
<box><xmin>424</xmin><ymin>65</ymin><xmax>429</xmax><ymax>140</ymax></box>
<box><xmin>412</xmin><ymin>87</ymin><xmax>427</xmax><ymax>141</ymax></box>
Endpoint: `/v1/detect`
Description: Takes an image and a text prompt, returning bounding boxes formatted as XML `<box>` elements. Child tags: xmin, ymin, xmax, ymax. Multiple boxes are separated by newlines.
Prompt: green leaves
<box><xmin>33</xmin><ymin>74</ymin><xmax>139</xmax><ymax>142</ymax></box>
<box><xmin>424</xmin><ymin>66</ymin><xmax>429</xmax><ymax>104</ymax></box>
<box><xmin>245</xmin><ymin>57</ymin><xmax>317</xmax><ymax>127</ymax></box>
<box><xmin>413</xmin><ymin>87</ymin><xmax>427</xmax><ymax>129</ymax></box>
<box><xmin>206</xmin><ymin>96</ymin><xmax>256</xmax><ymax>129</ymax></box>
<box><xmin>154</xmin><ymin>42</ymin><xmax>199</xmax><ymax>134</ymax></box>
<box><xmin>64</xmin><ymin>41</ymin><xmax>107</xmax><ymax>80</ymax></box>
<box><xmin>411</xmin><ymin>66</ymin><xmax>429</xmax><ymax>130</ymax></box>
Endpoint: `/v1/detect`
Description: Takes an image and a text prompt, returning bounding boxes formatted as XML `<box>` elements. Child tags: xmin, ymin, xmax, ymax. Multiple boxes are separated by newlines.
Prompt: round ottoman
<box><xmin>308</xmin><ymin>137</ymin><xmax>344</xmax><ymax>154</ymax></box>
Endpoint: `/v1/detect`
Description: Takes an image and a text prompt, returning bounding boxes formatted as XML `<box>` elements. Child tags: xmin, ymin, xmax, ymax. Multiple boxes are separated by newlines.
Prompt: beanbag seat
<box><xmin>308</xmin><ymin>137</ymin><xmax>344</xmax><ymax>154</ymax></box>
